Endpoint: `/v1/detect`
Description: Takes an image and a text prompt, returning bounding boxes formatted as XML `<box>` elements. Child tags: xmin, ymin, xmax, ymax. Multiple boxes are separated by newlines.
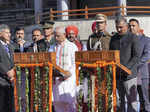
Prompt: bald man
<box><xmin>53</xmin><ymin>26</ymin><xmax>78</xmax><ymax>112</ymax></box>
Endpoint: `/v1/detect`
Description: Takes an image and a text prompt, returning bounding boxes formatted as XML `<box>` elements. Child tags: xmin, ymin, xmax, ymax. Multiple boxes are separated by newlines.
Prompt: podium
<box><xmin>13</xmin><ymin>52</ymin><xmax>69</xmax><ymax>112</ymax></box>
<box><xmin>75</xmin><ymin>50</ymin><xmax>131</xmax><ymax>112</ymax></box>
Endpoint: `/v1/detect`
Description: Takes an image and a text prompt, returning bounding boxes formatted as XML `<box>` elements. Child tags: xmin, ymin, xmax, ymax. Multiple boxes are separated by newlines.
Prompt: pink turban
<box><xmin>65</xmin><ymin>25</ymin><xmax>79</xmax><ymax>37</ymax></box>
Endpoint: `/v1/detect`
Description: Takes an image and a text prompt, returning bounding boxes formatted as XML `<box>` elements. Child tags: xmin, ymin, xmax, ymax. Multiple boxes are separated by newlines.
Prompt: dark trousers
<box><xmin>117</xmin><ymin>78</ymin><xmax>138</xmax><ymax>112</ymax></box>
<box><xmin>138</xmin><ymin>78</ymin><xmax>150</xmax><ymax>112</ymax></box>
<box><xmin>0</xmin><ymin>81</ymin><xmax>15</xmax><ymax>112</ymax></box>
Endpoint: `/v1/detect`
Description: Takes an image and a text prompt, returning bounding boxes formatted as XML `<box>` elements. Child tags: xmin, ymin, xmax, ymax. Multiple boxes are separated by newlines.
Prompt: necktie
<box><xmin>4</xmin><ymin>44</ymin><xmax>10</xmax><ymax>57</ymax></box>
<box><xmin>20</xmin><ymin>45</ymin><xmax>24</xmax><ymax>52</ymax></box>
<box><xmin>46</xmin><ymin>41</ymin><xmax>50</xmax><ymax>51</ymax></box>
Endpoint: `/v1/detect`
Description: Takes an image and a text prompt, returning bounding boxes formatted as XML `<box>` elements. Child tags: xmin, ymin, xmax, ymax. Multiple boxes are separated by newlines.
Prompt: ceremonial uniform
<box><xmin>87</xmin><ymin>31</ymin><xmax>111</xmax><ymax>50</ymax></box>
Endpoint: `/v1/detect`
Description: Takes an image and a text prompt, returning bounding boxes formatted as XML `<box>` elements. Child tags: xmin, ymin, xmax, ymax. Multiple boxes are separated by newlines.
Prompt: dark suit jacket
<box><xmin>24</xmin><ymin>42</ymin><xmax>35</xmax><ymax>52</ymax></box>
<box><xmin>0</xmin><ymin>41</ymin><xmax>15</xmax><ymax>112</ymax></box>
<box><xmin>36</xmin><ymin>38</ymin><xmax>56</xmax><ymax>52</ymax></box>
<box><xmin>25</xmin><ymin>39</ymin><xmax>50</xmax><ymax>52</ymax></box>
<box><xmin>138</xmin><ymin>35</ymin><xmax>150</xmax><ymax>79</ymax></box>
<box><xmin>0</xmin><ymin>42</ymin><xmax>14</xmax><ymax>79</ymax></box>
<box><xmin>11</xmin><ymin>39</ymin><xmax>31</xmax><ymax>52</ymax></box>
<box><xmin>109</xmin><ymin>31</ymin><xmax>140</xmax><ymax>80</ymax></box>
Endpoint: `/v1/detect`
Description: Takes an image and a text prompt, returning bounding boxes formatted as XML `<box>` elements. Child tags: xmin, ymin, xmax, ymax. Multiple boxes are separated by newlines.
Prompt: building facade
<box><xmin>0</xmin><ymin>0</ymin><xmax>150</xmax><ymax>27</ymax></box>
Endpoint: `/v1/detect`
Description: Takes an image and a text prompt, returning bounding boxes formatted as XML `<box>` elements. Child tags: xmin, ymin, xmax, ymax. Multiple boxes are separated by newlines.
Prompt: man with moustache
<box><xmin>12</xmin><ymin>27</ymin><xmax>31</xmax><ymax>52</ymax></box>
<box><xmin>87</xmin><ymin>13</ymin><xmax>111</xmax><ymax>50</ymax></box>
<box><xmin>37</xmin><ymin>21</ymin><xmax>56</xmax><ymax>52</ymax></box>
<box><xmin>25</xmin><ymin>28</ymin><xmax>43</xmax><ymax>52</ymax></box>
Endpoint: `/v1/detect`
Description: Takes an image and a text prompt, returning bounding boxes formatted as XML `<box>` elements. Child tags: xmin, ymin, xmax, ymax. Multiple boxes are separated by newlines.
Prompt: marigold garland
<box><xmin>77</xmin><ymin>64</ymin><xmax>113</xmax><ymax>112</ymax></box>
<box><xmin>25</xmin><ymin>67</ymin><xmax>29</xmax><ymax>112</ymax></box>
<box><xmin>16</xmin><ymin>66</ymin><xmax>22</xmax><ymax>112</ymax></box>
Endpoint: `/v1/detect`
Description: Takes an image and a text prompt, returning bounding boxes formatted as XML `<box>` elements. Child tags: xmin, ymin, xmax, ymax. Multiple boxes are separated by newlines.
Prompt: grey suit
<box><xmin>0</xmin><ymin>42</ymin><xmax>15</xmax><ymax>112</ymax></box>
<box><xmin>110</xmin><ymin>32</ymin><xmax>140</xmax><ymax>80</ymax></box>
<box><xmin>137</xmin><ymin>35</ymin><xmax>150</xmax><ymax>111</ymax></box>
<box><xmin>110</xmin><ymin>31</ymin><xmax>140</xmax><ymax>112</ymax></box>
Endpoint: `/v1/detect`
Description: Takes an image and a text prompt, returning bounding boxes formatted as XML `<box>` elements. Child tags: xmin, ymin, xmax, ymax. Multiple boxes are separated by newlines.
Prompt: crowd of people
<box><xmin>0</xmin><ymin>13</ymin><xmax>150</xmax><ymax>112</ymax></box>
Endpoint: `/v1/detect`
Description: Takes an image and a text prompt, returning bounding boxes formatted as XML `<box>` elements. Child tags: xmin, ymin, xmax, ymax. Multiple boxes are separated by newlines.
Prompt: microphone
<box><xmin>16</xmin><ymin>36</ymin><xmax>23</xmax><ymax>42</ymax></box>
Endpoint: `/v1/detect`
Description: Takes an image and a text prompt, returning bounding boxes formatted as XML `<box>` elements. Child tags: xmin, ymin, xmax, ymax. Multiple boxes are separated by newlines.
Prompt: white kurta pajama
<box><xmin>53</xmin><ymin>39</ymin><xmax>78</xmax><ymax>112</ymax></box>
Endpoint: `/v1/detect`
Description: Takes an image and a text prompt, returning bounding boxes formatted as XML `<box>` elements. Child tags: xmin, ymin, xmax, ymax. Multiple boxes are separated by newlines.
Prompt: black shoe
<box><xmin>140</xmin><ymin>109</ymin><xmax>148</xmax><ymax>112</ymax></box>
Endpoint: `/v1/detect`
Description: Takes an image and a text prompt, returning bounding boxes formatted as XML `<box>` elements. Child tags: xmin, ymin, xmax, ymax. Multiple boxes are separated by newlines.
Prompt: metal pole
<box><xmin>34</xmin><ymin>0</ymin><xmax>43</xmax><ymax>24</ymax></box>
<box><xmin>57</xmin><ymin>0</ymin><xmax>69</xmax><ymax>20</ymax></box>
<box><xmin>117</xmin><ymin>0</ymin><xmax>127</xmax><ymax>16</ymax></box>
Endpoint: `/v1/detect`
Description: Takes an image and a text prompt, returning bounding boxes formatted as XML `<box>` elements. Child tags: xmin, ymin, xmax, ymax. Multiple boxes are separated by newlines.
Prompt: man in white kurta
<box><xmin>53</xmin><ymin>26</ymin><xmax>78</xmax><ymax>112</ymax></box>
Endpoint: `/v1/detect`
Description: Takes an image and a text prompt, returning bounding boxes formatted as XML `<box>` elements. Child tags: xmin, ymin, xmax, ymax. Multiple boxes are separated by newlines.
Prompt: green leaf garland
<box><xmin>16</xmin><ymin>66</ymin><xmax>22</xmax><ymax>112</ymax></box>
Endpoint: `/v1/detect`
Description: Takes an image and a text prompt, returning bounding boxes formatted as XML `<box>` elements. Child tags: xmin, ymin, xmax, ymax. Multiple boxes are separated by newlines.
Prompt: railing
<box><xmin>1</xmin><ymin>5</ymin><xmax>150</xmax><ymax>25</ymax></box>
<box><xmin>49</xmin><ymin>5</ymin><xmax>150</xmax><ymax>20</ymax></box>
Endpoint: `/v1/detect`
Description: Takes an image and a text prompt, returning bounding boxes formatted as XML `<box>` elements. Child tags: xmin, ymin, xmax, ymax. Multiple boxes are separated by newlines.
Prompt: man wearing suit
<box><xmin>12</xmin><ymin>27</ymin><xmax>31</xmax><ymax>112</ymax></box>
<box><xmin>37</xmin><ymin>21</ymin><xmax>56</xmax><ymax>52</ymax></box>
<box><xmin>129</xmin><ymin>18</ymin><xmax>150</xmax><ymax>112</ymax></box>
<box><xmin>109</xmin><ymin>17</ymin><xmax>140</xmax><ymax>112</ymax></box>
<box><xmin>12</xmin><ymin>27</ymin><xmax>31</xmax><ymax>52</ymax></box>
<box><xmin>0</xmin><ymin>24</ymin><xmax>15</xmax><ymax>112</ymax></box>
<box><xmin>25</xmin><ymin>28</ymin><xmax>43</xmax><ymax>52</ymax></box>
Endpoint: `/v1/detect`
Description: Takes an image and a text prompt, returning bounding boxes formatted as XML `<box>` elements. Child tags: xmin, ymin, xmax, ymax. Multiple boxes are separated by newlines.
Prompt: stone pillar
<box><xmin>34</xmin><ymin>0</ymin><xmax>43</xmax><ymax>24</ymax></box>
<box><xmin>57</xmin><ymin>0</ymin><xmax>69</xmax><ymax>20</ymax></box>
<box><xmin>117</xmin><ymin>0</ymin><xmax>127</xmax><ymax>16</ymax></box>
